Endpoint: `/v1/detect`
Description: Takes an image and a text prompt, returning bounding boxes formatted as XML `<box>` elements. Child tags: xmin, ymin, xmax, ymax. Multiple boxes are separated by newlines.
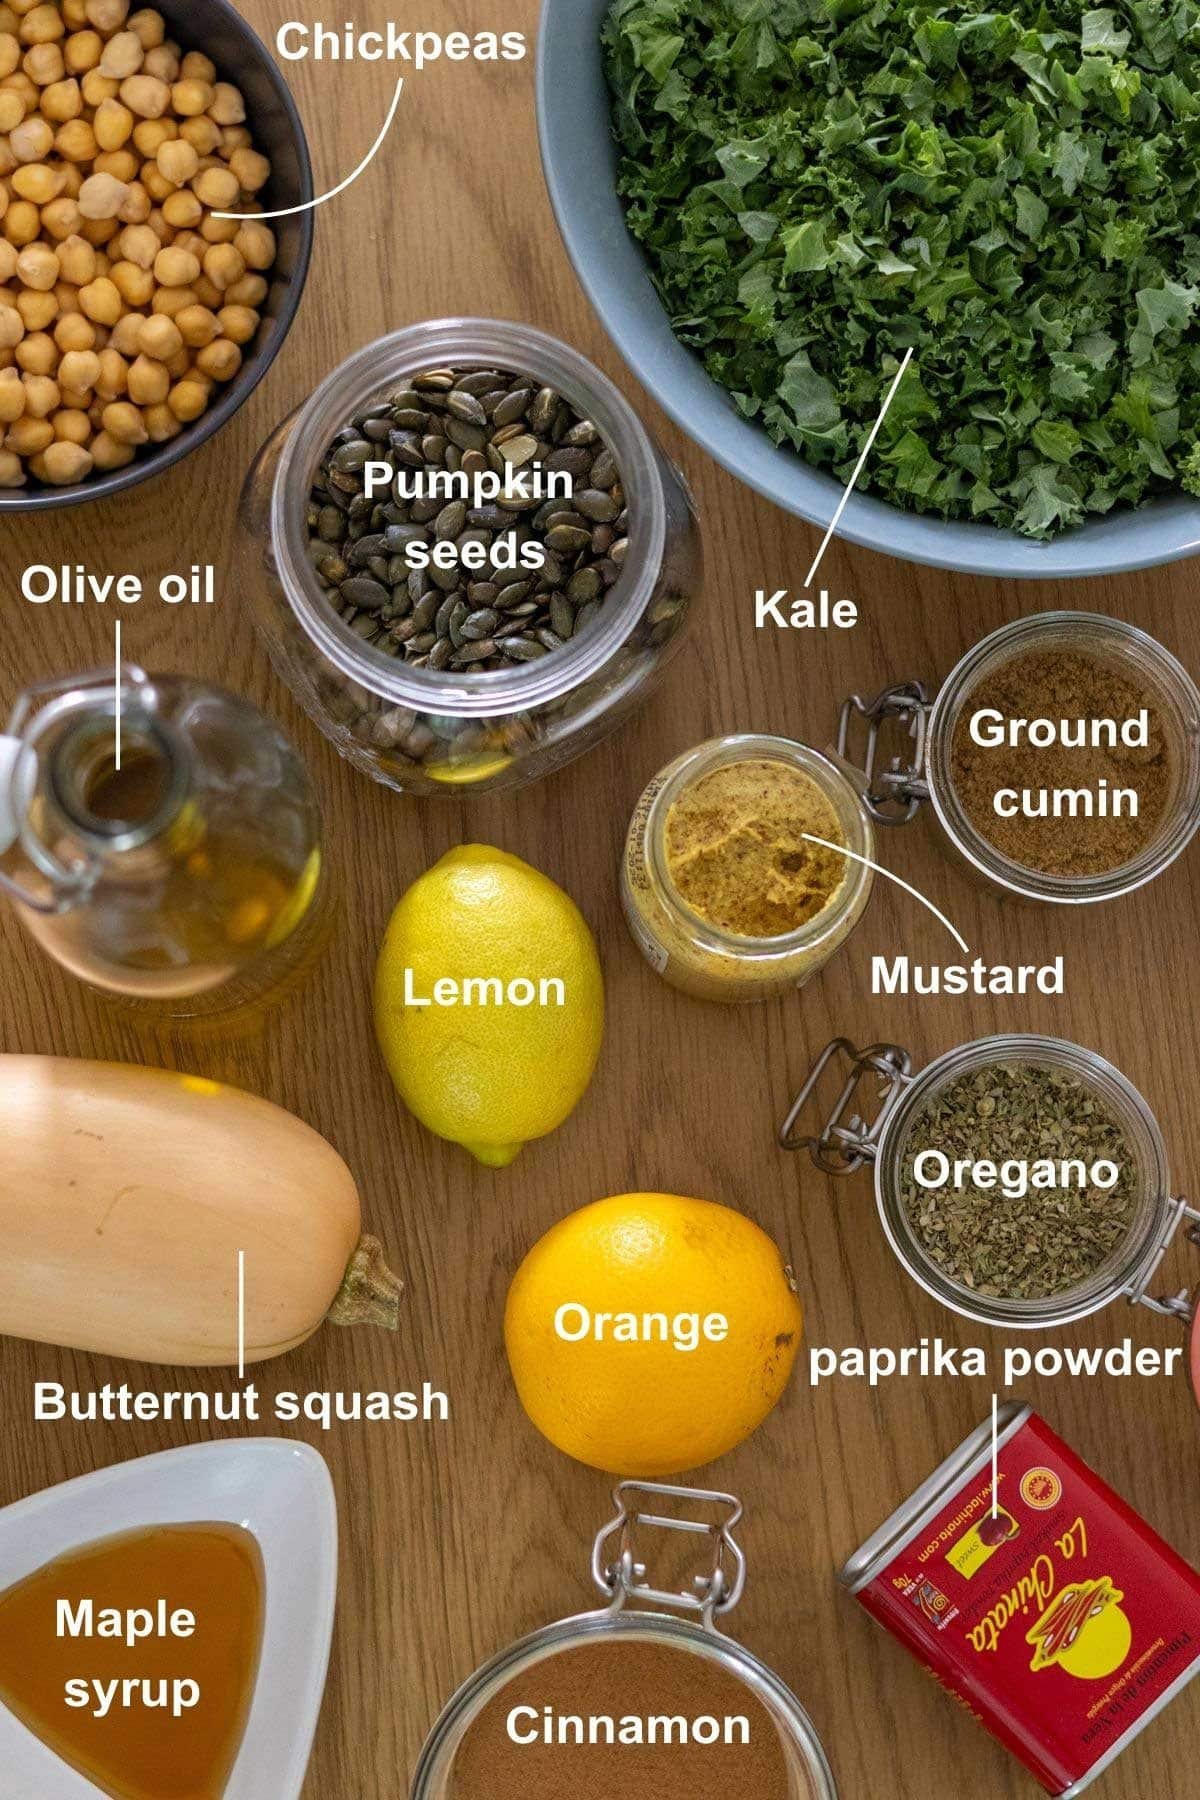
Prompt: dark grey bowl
<box><xmin>1</xmin><ymin>0</ymin><xmax>314</xmax><ymax>513</ymax></box>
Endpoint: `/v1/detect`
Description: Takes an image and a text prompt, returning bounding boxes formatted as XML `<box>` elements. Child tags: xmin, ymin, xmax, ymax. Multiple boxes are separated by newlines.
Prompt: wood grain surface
<box><xmin>2</xmin><ymin>4</ymin><xmax>1198</xmax><ymax>1797</ymax></box>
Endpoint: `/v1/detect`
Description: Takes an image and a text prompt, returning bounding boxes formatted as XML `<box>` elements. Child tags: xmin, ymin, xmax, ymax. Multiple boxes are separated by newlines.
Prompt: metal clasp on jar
<box><xmin>1126</xmin><ymin>1199</ymin><xmax>1200</xmax><ymax>1323</ymax></box>
<box><xmin>836</xmin><ymin>683</ymin><xmax>931</xmax><ymax>826</ymax></box>
<box><xmin>592</xmin><ymin>1482</ymin><xmax>747</xmax><ymax>1629</ymax></box>
<box><xmin>778</xmin><ymin>1037</ymin><xmax>913</xmax><ymax>1174</ymax></box>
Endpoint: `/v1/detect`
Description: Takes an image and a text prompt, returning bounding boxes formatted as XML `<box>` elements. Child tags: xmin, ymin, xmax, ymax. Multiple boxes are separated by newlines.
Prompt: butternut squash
<box><xmin>0</xmin><ymin>1056</ymin><xmax>402</xmax><ymax>1367</ymax></box>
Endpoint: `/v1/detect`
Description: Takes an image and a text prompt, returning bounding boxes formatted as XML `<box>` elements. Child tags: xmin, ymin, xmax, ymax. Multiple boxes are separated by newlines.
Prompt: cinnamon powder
<box><xmin>447</xmin><ymin>1637</ymin><xmax>797</xmax><ymax>1800</ymax></box>
<box><xmin>950</xmin><ymin>650</ymin><xmax>1171</xmax><ymax>877</ymax></box>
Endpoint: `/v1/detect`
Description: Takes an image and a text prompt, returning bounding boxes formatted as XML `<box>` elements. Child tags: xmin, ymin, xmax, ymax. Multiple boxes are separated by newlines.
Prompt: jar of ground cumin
<box><xmin>781</xmin><ymin>1033</ymin><xmax>1200</xmax><ymax>1336</ymax></box>
<box><xmin>410</xmin><ymin>1483</ymin><xmax>838</xmax><ymax>1800</ymax></box>
<box><xmin>836</xmin><ymin>613</ymin><xmax>1200</xmax><ymax>904</ymax></box>
<box><xmin>621</xmin><ymin>735</ymin><xmax>875</xmax><ymax>1002</ymax></box>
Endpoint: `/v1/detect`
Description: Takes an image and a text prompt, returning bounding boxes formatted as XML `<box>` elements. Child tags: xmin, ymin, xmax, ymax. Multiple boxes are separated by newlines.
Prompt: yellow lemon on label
<box><xmin>374</xmin><ymin>845</ymin><xmax>604</xmax><ymax>1168</ymax></box>
<box><xmin>504</xmin><ymin>1193</ymin><xmax>803</xmax><ymax>1477</ymax></box>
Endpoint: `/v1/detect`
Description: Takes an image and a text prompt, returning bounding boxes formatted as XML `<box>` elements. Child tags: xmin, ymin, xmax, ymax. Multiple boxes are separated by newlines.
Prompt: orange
<box><xmin>504</xmin><ymin>1192</ymin><xmax>803</xmax><ymax>1477</ymax></box>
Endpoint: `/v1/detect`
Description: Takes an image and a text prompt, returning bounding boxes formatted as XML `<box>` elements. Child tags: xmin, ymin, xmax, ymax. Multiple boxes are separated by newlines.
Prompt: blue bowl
<box><xmin>537</xmin><ymin>0</ymin><xmax>1200</xmax><ymax>580</ymax></box>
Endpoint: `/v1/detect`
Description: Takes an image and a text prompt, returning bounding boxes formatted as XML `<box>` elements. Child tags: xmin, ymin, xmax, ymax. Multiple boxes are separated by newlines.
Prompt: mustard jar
<box><xmin>621</xmin><ymin>734</ymin><xmax>874</xmax><ymax>1002</ymax></box>
<box><xmin>0</xmin><ymin>665</ymin><xmax>327</xmax><ymax>1018</ymax></box>
<box><xmin>411</xmin><ymin>1482</ymin><xmax>838</xmax><ymax>1800</ymax></box>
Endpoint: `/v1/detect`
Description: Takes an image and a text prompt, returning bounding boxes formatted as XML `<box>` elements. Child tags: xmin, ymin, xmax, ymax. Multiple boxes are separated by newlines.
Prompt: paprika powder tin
<box><xmin>410</xmin><ymin>1482</ymin><xmax>838</xmax><ymax>1799</ymax></box>
<box><xmin>833</xmin><ymin>612</ymin><xmax>1200</xmax><ymax>906</ymax></box>
<box><xmin>842</xmin><ymin>1404</ymin><xmax>1200</xmax><ymax>1795</ymax></box>
<box><xmin>782</xmin><ymin>1033</ymin><xmax>1200</xmax><ymax>1334</ymax></box>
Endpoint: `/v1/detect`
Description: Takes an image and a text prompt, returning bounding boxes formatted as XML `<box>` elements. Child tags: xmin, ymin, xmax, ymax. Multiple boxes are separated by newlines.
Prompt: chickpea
<box><xmin>7</xmin><ymin>413</ymin><xmax>53</xmax><ymax>454</ymax></box>
<box><xmin>14</xmin><ymin>327</ymin><xmax>54</xmax><ymax>372</ymax></box>
<box><xmin>4</xmin><ymin>199</ymin><xmax>41</xmax><ymax>244</ymax></box>
<box><xmin>78</xmin><ymin>274</ymin><xmax>120</xmax><ymax>323</ymax></box>
<box><xmin>172</xmin><ymin>300</ymin><xmax>216</xmax><ymax>346</ymax></box>
<box><xmin>192</xmin><ymin>164</ymin><xmax>238</xmax><ymax>211</ymax></box>
<box><xmin>118</xmin><ymin>71</ymin><xmax>167</xmax><ymax>117</ymax></box>
<box><xmin>108</xmin><ymin>307</ymin><xmax>141</xmax><ymax>353</ymax></box>
<box><xmin>24</xmin><ymin>42</ymin><xmax>65</xmax><ymax>86</ymax></box>
<box><xmin>40</xmin><ymin>73</ymin><xmax>80</xmax><ymax>120</ymax></box>
<box><xmin>90</xmin><ymin>428</ymin><xmax>134</xmax><ymax>469</ymax></box>
<box><xmin>18</xmin><ymin>5</ymin><xmax>63</xmax><ymax>46</ymax></box>
<box><xmin>131</xmin><ymin>113</ymin><xmax>172</xmax><ymax>155</ymax></box>
<box><xmin>92</xmin><ymin>148</ymin><xmax>136</xmax><ymax>182</ymax></box>
<box><xmin>161</xmin><ymin>187</ymin><xmax>199</xmax><ymax>229</ymax></box>
<box><xmin>116</xmin><ymin>180</ymin><xmax>148</xmax><ymax>222</ymax></box>
<box><xmin>140</xmin><ymin>166</ymin><xmax>170</xmax><ymax>202</ymax></box>
<box><xmin>79</xmin><ymin>214</ymin><xmax>117</xmax><ymax>246</ymax></box>
<box><xmin>14</xmin><ymin>238</ymin><xmax>56</xmax><ymax>288</ymax></box>
<box><xmin>41</xmin><ymin>195</ymin><xmax>81</xmax><ymax>238</ymax></box>
<box><xmin>190</xmin><ymin>274</ymin><xmax>221</xmax><ymax>309</ymax></box>
<box><xmin>149</xmin><ymin>281</ymin><xmax>192</xmax><ymax>315</ymax></box>
<box><xmin>198</xmin><ymin>210</ymin><xmax>237</xmax><ymax>244</ymax></box>
<box><xmin>136</xmin><ymin>308</ymin><xmax>177</xmax><ymax>358</ymax></box>
<box><xmin>233</xmin><ymin>220</ymin><xmax>274</xmax><ymax>272</ymax></box>
<box><xmin>113</xmin><ymin>219</ymin><xmax>152</xmax><ymax>266</ymax></box>
<box><xmin>8</xmin><ymin>112</ymin><xmax>51</xmax><ymax>161</ymax></box>
<box><xmin>52</xmin><ymin>405</ymin><xmax>90</xmax><ymax>441</ymax></box>
<box><xmin>0</xmin><ymin>366</ymin><xmax>23</xmax><ymax>418</ymax></box>
<box><xmin>84</xmin><ymin>0</ymin><xmax>131</xmax><ymax>31</ymax></box>
<box><xmin>141</xmin><ymin>43</ymin><xmax>176</xmax><ymax>83</ymax></box>
<box><xmin>143</xmin><ymin>398</ymin><xmax>178</xmax><ymax>440</ymax></box>
<box><xmin>0</xmin><ymin>306</ymin><xmax>21</xmax><ymax>349</ymax></box>
<box><xmin>228</xmin><ymin>146</ymin><xmax>270</xmax><ymax>195</ymax></box>
<box><xmin>92</xmin><ymin>94</ymin><xmax>131</xmax><ymax>150</ymax></box>
<box><xmin>194</xmin><ymin>335</ymin><xmax>239</xmax><ymax>384</ymax></box>
<box><xmin>10</xmin><ymin>159</ymin><xmax>61</xmax><ymax>203</ymax></box>
<box><xmin>169</xmin><ymin>76</ymin><xmax>211</xmax><ymax>117</ymax></box>
<box><xmin>56</xmin><ymin>233</ymin><xmax>94</xmax><ymax>283</ymax></box>
<box><xmin>127</xmin><ymin>10</ymin><xmax>163</xmax><ymax>50</ymax></box>
<box><xmin>0</xmin><ymin>446</ymin><xmax>24</xmax><ymax>483</ymax></box>
<box><xmin>54</xmin><ymin>116</ymin><xmax>95</xmax><ymax>160</ymax></box>
<box><xmin>109</xmin><ymin>256</ymin><xmax>152</xmax><ymax>305</ymax></box>
<box><xmin>3</xmin><ymin>69</ymin><xmax>38</xmax><ymax>109</ymax></box>
<box><xmin>166</xmin><ymin>375</ymin><xmax>206</xmax><ymax>421</ymax></box>
<box><xmin>219</xmin><ymin>126</ymin><xmax>251</xmax><ymax>154</ymax></box>
<box><xmin>57</xmin><ymin>348</ymin><xmax>99</xmax><ymax>389</ymax></box>
<box><xmin>100</xmin><ymin>396</ymin><xmax>144</xmax><ymax>443</ymax></box>
<box><xmin>94</xmin><ymin>343</ymin><xmax>125</xmax><ymax>395</ymax></box>
<box><xmin>152</xmin><ymin>243</ymin><xmax>197</xmax><ymax>286</ymax></box>
<box><xmin>21</xmin><ymin>370</ymin><xmax>58</xmax><ymax>415</ymax></box>
<box><xmin>179</xmin><ymin>50</ymin><xmax>214</xmax><ymax>84</ymax></box>
<box><xmin>208</xmin><ymin>81</ymin><xmax>244</xmax><ymax>126</ymax></box>
<box><xmin>63</xmin><ymin>28</ymin><xmax>102</xmax><ymax>74</ymax></box>
<box><xmin>41</xmin><ymin>436</ymin><xmax>91</xmax><ymax>481</ymax></box>
<box><xmin>125</xmin><ymin>349</ymin><xmax>166</xmax><ymax>402</ymax></box>
<box><xmin>99</xmin><ymin>29</ymin><xmax>141</xmax><ymax>78</ymax></box>
<box><xmin>0</xmin><ymin>90</ymin><xmax>25</xmax><ymax>131</ymax></box>
<box><xmin>155</xmin><ymin>137</ymin><xmax>198</xmax><ymax>188</ymax></box>
<box><xmin>79</xmin><ymin>67</ymin><xmax>116</xmax><ymax>106</ymax></box>
<box><xmin>78</xmin><ymin>170</ymin><xmax>128</xmax><ymax>219</ymax></box>
<box><xmin>178</xmin><ymin>114</ymin><xmax>218</xmax><ymax>156</ymax></box>
<box><xmin>15</xmin><ymin>285</ymin><xmax>55</xmax><ymax>329</ymax></box>
<box><xmin>0</xmin><ymin>38</ymin><xmax>18</xmax><ymax>81</ymax></box>
<box><xmin>0</xmin><ymin>240</ymin><xmax>16</xmax><ymax>280</ymax></box>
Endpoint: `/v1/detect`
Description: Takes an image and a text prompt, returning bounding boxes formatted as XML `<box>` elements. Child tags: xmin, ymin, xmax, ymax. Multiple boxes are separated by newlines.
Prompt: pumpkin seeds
<box><xmin>307</xmin><ymin>363</ymin><xmax>631</xmax><ymax>674</ymax></box>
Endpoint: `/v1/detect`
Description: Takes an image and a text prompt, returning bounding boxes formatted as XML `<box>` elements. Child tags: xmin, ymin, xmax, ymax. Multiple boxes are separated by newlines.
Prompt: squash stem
<box><xmin>328</xmin><ymin>1234</ymin><xmax>403</xmax><ymax>1331</ymax></box>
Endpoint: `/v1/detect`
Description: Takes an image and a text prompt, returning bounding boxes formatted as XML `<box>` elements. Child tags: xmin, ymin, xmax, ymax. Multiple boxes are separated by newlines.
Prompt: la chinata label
<box><xmin>853</xmin><ymin>1412</ymin><xmax>1200</xmax><ymax>1795</ymax></box>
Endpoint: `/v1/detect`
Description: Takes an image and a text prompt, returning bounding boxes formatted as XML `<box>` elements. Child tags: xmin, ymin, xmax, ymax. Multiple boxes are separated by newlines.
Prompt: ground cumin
<box><xmin>664</xmin><ymin>759</ymin><xmax>846</xmax><ymax>936</ymax></box>
<box><xmin>447</xmin><ymin>1637</ymin><xmax>797</xmax><ymax>1800</ymax></box>
<box><xmin>950</xmin><ymin>651</ymin><xmax>1171</xmax><ymax>877</ymax></box>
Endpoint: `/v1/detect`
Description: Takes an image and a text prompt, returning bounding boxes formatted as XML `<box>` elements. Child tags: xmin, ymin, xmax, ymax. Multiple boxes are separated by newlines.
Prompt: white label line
<box><xmin>802</xmin><ymin>833</ymin><xmax>971</xmax><ymax>954</ymax></box>
<box><xmin>215</xmin><ymin>77</ymin><xmax>404</xmax><ymax>221</ymax></box>
<box><xmin>114</xmin><ymin>620</ymin><xmax>122</xmax><ymax>772</ymax></box>
<box><xmin>237</xmin><ymin>1250</ymin><xmax>246</xmax><ymax>1380</ymax></box>
<box><xmin>992</xmin><ymin>1393</ymin><xmax>1000</xmax><ymax>1518</ymax></box>
<box><xmin>803</xmin><ymin>347</ymin><xmax>915</xmax><ymax>591</ymax></box>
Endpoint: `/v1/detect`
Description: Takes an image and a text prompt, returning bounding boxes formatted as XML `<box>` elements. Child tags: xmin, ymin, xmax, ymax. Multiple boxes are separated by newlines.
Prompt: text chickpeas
<box><xmin>0</xmin><ymin>0</ymin><xmax>275</xmax><ymax>490</ymax></box>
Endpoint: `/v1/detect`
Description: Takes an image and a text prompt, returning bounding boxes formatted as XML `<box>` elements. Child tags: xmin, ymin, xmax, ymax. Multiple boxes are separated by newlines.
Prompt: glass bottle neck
<box><xmin>48</xmin><ymin>708</ymin><xmax>190</xmax><ymax>861</ymax></box>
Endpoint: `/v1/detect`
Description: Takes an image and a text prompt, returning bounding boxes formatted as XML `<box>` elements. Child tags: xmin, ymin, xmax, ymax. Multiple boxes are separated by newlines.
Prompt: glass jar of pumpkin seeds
<box><xmin>237</xmin><ymin>321</ymin><xmax>700</xmax><ymax>795</ymax></box>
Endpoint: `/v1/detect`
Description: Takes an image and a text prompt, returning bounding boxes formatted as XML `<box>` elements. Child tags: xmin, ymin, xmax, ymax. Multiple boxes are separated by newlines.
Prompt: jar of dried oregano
<box><xmin>411</xmin><ymin>1483</ymin><xmax>838</xmax><ymax>1800</ymax></box>
<box><xmin>835</xmin><ymin>613</ymin><xmax>1200</xmax><ymax>904</ymax></box>
<box><xmin>781</xmin><ymin>1033</ymin><xmax>1200</xmax><ymax>1334</ymax></box>
<box><xmin>237</xmin><ymin>321</ymin><xmax>700</xmax><ymax>795</ymax></box>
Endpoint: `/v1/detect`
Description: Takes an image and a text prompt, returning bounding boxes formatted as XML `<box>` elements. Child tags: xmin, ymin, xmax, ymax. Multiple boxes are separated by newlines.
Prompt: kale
<box><xmin>602</xmin><ymin>0</ymin><xmax>1200</xmax><ymax>538</ymax></box>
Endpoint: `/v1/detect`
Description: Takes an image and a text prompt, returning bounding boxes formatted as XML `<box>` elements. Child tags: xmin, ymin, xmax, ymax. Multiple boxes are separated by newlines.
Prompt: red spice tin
<box><xmin>842</xmin><ymin>1404</ymin><xmax>1200</xmax><ymax>1795</ymax></box>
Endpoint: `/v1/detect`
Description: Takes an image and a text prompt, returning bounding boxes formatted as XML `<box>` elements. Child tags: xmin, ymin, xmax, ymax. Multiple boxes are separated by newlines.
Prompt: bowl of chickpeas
<box><xmin>0</xmin><ymin>0</ymin><xmax>314</xmax><ymax>506</ymax></box>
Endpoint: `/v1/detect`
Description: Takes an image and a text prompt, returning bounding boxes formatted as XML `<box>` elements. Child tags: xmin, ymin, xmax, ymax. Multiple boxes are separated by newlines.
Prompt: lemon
<box><xmin>374</xmin><ymin>845</ymin><xmax>604</xmax><ymax>1167</ymax></box>
<box><xmin>505</xmin><ymin>1192</ymin><xmax>803</xmax><ymax>1477</ymax></box>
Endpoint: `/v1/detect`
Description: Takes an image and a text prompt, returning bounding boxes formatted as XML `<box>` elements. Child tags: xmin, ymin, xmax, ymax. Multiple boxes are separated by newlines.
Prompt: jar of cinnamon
<box><xmin>411</xmin><ymin>1483</ymin><xmax>838</xmax><ymax>1800</ymax></box>
<box><xmin>836</xmin><ymin>612</ymin><xmax>1200</xmax><ymax>904</ymax></box>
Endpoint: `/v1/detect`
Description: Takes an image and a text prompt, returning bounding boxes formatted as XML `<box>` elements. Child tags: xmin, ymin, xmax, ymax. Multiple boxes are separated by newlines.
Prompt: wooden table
<box><xmin>2</xmin><ymin>4</ymin><xmax>1197</xmax><ymax>1796</ymax></box>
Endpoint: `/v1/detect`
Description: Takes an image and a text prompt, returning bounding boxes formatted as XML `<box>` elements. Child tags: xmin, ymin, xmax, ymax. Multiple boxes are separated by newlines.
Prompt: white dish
<box><xmin>0</xmin><ymin>1439</ymin><xmax>337</xmax><ymax>1799</ymax></box>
